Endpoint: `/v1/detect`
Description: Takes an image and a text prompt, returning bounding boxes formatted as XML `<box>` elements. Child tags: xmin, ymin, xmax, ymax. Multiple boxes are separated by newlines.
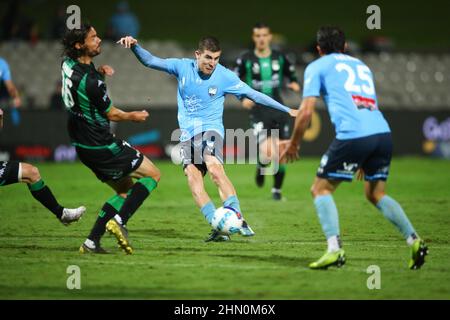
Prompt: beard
<box><xmin>87</xmin><ymin>46</ymin><xmax>101</xmax><ymax>57</ymax></box>
<box><xmin>81</xmin><ymin>45</ymin><xmax>101</xmax><ymax>58</ymax></box>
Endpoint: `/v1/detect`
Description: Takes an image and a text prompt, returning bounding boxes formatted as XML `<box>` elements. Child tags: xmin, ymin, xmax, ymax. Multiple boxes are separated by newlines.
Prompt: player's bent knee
<box><xmin>151</xmin><ymin>168</ymin><xmax>161</xmax><ymax>182</ymax></box>
<box><xmin>310</xmin><ymin>184</ymin><xmax>331</xmax><ymax>198</ymax></box>
<box><xmin>142</xmin><ymin>166</ymin><xmax>161</xmax><ymax>182</ymax></box>
<box><xmin>22</xmin><ymin>163</ymin><xmax>41</xmax><ymax>183</ymax></box>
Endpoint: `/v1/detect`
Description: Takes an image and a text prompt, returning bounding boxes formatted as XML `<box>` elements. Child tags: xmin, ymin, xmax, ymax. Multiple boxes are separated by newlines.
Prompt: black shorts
<box><xmin>180</xmin><ymin>131</ymin><xmax>224</xmax><ymax>176</ymax></box>
<box><xmin>76</xmin><ymin>140</ymin><xmax>144</xmax><ymax>182</ymax></box>
<box><xmin>317</xmin><ymin>133</ymin><xmax>392</xmax><ymax>182</ymax></box>
<box><xmin>0</xmin><ymin>160</ymin><xmax>20</xmax><ymax>186</ymax></box>
<box><xmin>250</xmin><ymin>106</ymin><xmax>292</xmax><ymax>142</ymax></box>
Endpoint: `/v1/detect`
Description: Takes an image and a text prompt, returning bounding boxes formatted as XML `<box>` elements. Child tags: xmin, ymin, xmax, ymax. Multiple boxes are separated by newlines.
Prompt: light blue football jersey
<box><xmin>131</xmin><ymin>45</ymin><xmax>291</xmax><ymax>142</ymax></box>
<box><xmin>165</xmin><ymin>58</ymin><xmax>251</xmax><ymax>141</ymax></box>
<box><xmin>303</xmin><ymin>53</ymin><xmax>390</xmax><ymax>140</ymax></box>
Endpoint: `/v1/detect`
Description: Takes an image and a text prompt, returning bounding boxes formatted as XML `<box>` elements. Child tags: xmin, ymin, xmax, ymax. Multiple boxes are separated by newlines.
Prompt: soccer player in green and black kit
<box><xmin>0</xmin><ymin>108</ymin><xmax>85</xmax><ymax>225</ymax></box>
<box><xmin>235</xmin><ymin>23</ymin><xmax>301</xmax><ymax>200</ymax></box>
<box><xmin>61</xmin><ymin>24</ymin><xmax>161</xmax><ymax>254</ymax></box>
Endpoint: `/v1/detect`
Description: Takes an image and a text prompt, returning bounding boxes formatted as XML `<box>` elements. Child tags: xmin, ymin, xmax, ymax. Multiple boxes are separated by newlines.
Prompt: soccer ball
<box><xmin>211</xmin><ymin>206</ymin><xmax>243</xmax><ymax>235</ymax></box>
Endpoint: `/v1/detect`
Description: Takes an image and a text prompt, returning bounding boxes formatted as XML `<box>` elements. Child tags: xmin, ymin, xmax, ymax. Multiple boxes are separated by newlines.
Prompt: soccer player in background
<box><xmin>0</xmin><ymin>56</ymin><xmax>21</xmax><ymax>109</ymax></box>
<box><xmin>283</xmin><ymin>26</ymin><xmax>428</xmax><ymax>270</ymax></box>
<box><xmin>61</xmin><ymin>24</ymin><xmax>161</xmax><ymax>253</ymax></box>
<box><xmin>118</xmin><ymin>35</ymin><xmax>297</xmax><ymax>241</ymax></box>
<box><xmin>235</xmin><ymin>23</ymin><xmax>300</xmax><ymax>200</ymax></box>
<box><xmin>0</xmin><ymin>108</ymin><xmax>86</xmax><ymax>225</ymax></box>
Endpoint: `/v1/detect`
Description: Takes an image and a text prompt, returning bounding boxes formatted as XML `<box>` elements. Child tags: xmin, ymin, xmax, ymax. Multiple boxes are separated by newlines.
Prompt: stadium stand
<box><xmin>1</xmin><ymin>41</ymin><xmax>449</xmax><ymax>109</ymax></box>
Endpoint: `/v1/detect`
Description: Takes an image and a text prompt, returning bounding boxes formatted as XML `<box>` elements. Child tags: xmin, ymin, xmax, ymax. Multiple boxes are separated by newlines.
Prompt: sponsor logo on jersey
<box><xmin>184</xmin><ymin>95</ymin><xmax>203</xmax><ymax>113</ymax></box>
<box><xmin>208</xmin><ymin>86</ymin><xmax>218</xmax><ymax>97</ymax></box>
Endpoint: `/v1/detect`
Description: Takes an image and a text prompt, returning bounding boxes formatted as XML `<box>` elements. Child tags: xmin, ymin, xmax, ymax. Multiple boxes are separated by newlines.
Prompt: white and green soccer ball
<box><xmin>211</xmin><ymin>206</ymin><xmax>243</xmax><ymax>235</ymax></box>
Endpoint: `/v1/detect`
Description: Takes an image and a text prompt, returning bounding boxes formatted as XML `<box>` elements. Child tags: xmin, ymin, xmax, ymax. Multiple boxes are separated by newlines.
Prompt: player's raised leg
<box><xmin>365</xmin><ymin>180</ymin><xmax>428</xmax><ymax>269</ymax></box>
<box><xmin>17</xmin><ymin>162</ymin><xmax>86</xmax><ymax>225</ymax></box>
<box><xmin>309</xmin><ymin>177</ymin><xmax>346</xmax><ymax>269</ymax></box>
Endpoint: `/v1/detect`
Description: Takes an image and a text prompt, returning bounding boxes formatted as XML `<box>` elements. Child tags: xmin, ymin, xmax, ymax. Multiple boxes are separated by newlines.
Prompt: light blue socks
<box><xmin>314</xmin><ymin>194</ymin><xmax>340</xmax><ymax>239</ymax></box>
<box><xmin>224</xmin><ymin>195</ymin><xmax>241</xmax><ymax>213</ymax></box>
<box><xmin>376</xmin><ymin>195</ymin><xmax>416</xmax><ymax>239</ymax></box>
<box><xmin>200</xmin><ymin>201</ymin><xmax>216</xmax><ymax>224</ymax></box>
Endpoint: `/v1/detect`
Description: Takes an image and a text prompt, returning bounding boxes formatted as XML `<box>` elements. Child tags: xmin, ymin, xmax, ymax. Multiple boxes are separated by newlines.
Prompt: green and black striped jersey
<box><xmin>234</xmin><ymin>49</ymin><xmax>297</xmax><ymax>106</ymax></box>
<box><xmin>61</xmin><ymin>58</ymin><xmax>114</xmax><ymax>148</ymax></box>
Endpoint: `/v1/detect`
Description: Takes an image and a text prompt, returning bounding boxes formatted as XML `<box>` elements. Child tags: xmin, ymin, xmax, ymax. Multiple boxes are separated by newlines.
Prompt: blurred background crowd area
<box><xmin>0</xmin><ymin>0</ymin><xmax>449</xmax><ymax>111</ymax></box>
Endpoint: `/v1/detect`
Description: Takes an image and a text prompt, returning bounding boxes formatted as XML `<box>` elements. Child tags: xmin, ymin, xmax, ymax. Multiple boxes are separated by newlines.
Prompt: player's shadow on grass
<box><xmin>0</xmin><ymin>243</ymin><xmax>79</xmax><ymax>252</ymax></box>
<box><xmin>215</xmin><ymin>253</ymin><xmax>313</xmax><ymax>267</ymax></box>
<box><xmin>131</xmin><ymin>228</ymin><xmax>199</xmax><ymax>240</ymax></box>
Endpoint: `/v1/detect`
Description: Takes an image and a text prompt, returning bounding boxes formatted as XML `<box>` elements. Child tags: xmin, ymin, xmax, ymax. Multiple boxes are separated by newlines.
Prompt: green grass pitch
<box><xmin>0</xmin><ymin>157</ymin><xmax>449</xmax><ymax>299</ymax></box>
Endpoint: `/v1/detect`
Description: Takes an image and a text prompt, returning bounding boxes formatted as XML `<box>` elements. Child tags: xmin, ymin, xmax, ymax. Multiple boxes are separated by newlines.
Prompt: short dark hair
<box><xmin>198</xmin><ymin>36</ymin><xmax>221</xmax><ymax>53</ymax></box>
<box><xmin>62</xmin><ymin>23</ymin><xmax>93</xmax><ymax>59</ymax></box>
<box><xmin>253</xmin><ymin>22</ymin><xmax>271</xmax><ymax>32</ymax></box>
<box><xmin>317</xmin><ymin>26</ymin><xmax>346</xmax><ymax>54</ymax></box>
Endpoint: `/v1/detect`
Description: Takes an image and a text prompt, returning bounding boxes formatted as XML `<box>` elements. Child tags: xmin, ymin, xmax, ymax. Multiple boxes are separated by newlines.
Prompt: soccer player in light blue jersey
<box><xmin>0</xmin><ymin>56</ymin><xmax>21</xmax><ymax>109</ymax></box>
<box><xmin>283</xmin><ymin>26</ymin><xmax>428</xmax><ymax>270</ymax></box>
<box><xmin>118</xmin><ymin>35</ymin><xmax>297</xmax><ymax>241</ymax></box>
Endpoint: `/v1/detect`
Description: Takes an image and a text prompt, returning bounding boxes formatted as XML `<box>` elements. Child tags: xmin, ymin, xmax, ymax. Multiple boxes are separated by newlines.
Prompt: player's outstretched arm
<box><xmin>117</xmin><ymin>36</ymin><xmax>170</xmax><ymax>73</ymax></box>
<box><xmin>106</xmin><ymin>106</ymin><xmax>149</xmax><ymax>123</ymax></box>
<box><xmin>244</xmin><ymin>86</ymin><xmax>298</xmax><ymax>117</ymax></box>
<box><xmin>0</xmin><ymin>108</ymin><xmax>3</xmax><ymax>129</ymax></box>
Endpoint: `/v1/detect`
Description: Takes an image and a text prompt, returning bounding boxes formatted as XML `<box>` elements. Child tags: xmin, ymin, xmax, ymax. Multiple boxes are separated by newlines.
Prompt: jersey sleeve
<box><xmin>165</xmin><ymin>58</ymin><xmax>184</xmax><ymax>76</ymax></box>
<box><xmin>302</xmin><ymin>62</ymin><xmax>322</xmax><ymax>98</ymax></box>
<box><xmin>282</xmin><ymin>53</ymin><xmax>298</xmax><ymax>83</ymax></box>
<box><xmin>131</xmin><ymin>44</ymin><xmax>182</xmax><ymax>76</ymax></box>
<box><xmin>86</xmin><ymin>73</ymin><xmax>113</xmax><ymax>114</ymax></box>
<box><xmin>223</xmin><ymin>69</ymin><xmax>290</xmax><ymax>113</ymax></box>
<box><xmin>0</xmin><ymin>59</ymin><xmax>12</xmax><ymax>81</ymax></box>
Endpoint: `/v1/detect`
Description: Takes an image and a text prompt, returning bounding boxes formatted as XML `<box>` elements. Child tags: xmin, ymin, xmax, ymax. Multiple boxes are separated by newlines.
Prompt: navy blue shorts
<box><xmin>317</xmin><ymin>133</ymin><xmax>392</xmax><ymax>182</ymax></box>
<box><xmin>180</xmin><ymin>131</ymin><xmax>224</xmax><ymax>176</ymax></box>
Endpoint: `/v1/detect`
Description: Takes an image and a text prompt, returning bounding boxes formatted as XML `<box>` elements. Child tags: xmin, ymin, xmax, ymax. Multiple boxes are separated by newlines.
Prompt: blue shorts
<box><xmin>317</xmin><ymin>133</ymin><xmax>392</xmax><ymax>182</ymax></box>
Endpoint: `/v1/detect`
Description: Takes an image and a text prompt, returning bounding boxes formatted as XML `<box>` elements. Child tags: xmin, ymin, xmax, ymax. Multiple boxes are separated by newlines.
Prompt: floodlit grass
<box><xmin>0</xmin><ymin>157</ymin><xmax>449</xmax><ymax>299</ymax></box>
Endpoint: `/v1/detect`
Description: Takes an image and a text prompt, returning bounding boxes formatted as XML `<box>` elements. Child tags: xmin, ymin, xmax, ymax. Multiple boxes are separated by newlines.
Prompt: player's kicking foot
<box><xmin>205</xmin><ymin>229</ymin><xmax>230</xmax><ymax>242</ymax></box>
<box><xmin>60</xmin><ymin>206</ymin><xmax>86</xmax><ymax>226</ymax></box>
<box><xmin>255</xmin><ymin>167</ymin><xmax>264</xmax><ymax>188</ymax></box>
<box><xmin>409</xmin><ymin>239</ymin><xmax>428</xmax><ymax>270</ymax></box>
<box><xmin>79</xmin><ymin>240</ymin><xmax>108</xmax><ymax>254</ymax></box>
<box><xmin>106</xmin><ymin>217</ymin><xmax>133</xmax><ymax>254</ymax></box>
<box><xmin>239</xmin><ymin>220</ymin><xmax>255</xmax><ymax>237</ymax></box>
<box><xmin>309</xmin><ymin>249</ymin><xmax>346</xmax><ymax>270</ymax></box>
